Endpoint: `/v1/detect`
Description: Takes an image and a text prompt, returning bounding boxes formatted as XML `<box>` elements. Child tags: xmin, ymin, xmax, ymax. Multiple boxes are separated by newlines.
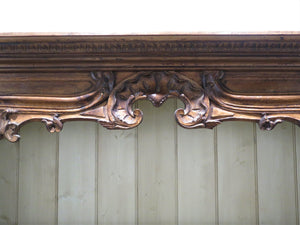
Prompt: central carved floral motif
<box><xmin>106</xmin><ymin>71</ymin><xmax>210</xmax><ymax>129</ymax></box>
<box><xmin>0</xmin><ymin>70</ymin><xmax>299</xmax><ymax>142</ymax></box>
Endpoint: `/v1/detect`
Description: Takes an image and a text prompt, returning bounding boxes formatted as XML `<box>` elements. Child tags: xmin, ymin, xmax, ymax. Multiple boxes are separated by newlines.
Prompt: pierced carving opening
<box><xmin>106</xmin><ymin>71</ymin><xmax>210</xmax><ymax>129</ymax></box>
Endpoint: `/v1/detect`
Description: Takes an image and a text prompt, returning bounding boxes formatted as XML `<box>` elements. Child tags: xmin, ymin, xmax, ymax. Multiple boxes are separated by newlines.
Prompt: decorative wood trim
<box><xmin>1</xmin><ymin>34</ymin><xmax>300</xmax><ymax>142</ymax></box>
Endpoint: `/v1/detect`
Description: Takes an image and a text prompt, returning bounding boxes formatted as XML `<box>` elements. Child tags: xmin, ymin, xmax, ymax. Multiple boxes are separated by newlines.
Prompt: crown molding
<box><xmin>0</xmin><ymin>34</ymin><xmax>300</xmax><ymax>142</ymax></box>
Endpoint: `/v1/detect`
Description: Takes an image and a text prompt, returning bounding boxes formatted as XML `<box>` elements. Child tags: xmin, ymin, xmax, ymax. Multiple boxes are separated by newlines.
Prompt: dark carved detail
<box><xmin>0</xmin><ymin>109</ymin><xmax>20</xmax><ymax>142</ymax></box>
<box><xmin>90</xmin><ymin>71</ymin><xmax>115</xmax><ymax>103</ymax></box>
<box><xmin>42</xmin><ymin>115</ymin><xmax>63</xmax><ymax>133</ymax></box>
<box><xmin>105</xmin><ymin>71</ymin><xmax>210</xmax><ymax>129</ymax></box>
<box><xmin>1</xmin><ymin>39</ymin><xmax>300</xmax><ymax>56</ymax></box>
<box><xmin>1</xmin><ymin>35</ymin><xmax>300</xmax><ymax>142</ymax></box>
<box><xmin>0</xmin><ymin>71</ymin><xmax>115</xmax><ymax>142</ymax></box>
<box><xmin>259</xmin><ymin>114</ymin><xmax>282</xmax><ymax>130</ymax></box>
<box><xmin>1</xmin><ymin>68</ymin><xmax>300</xmax><ymax>142</ymax></box>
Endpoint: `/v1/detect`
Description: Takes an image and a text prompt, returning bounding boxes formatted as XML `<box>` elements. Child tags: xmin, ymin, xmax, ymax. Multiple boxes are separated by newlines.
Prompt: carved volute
<box><xmin>0</xmin><ymin>34</ymin><xmax>300</xmax><ymax>141</ymax></box>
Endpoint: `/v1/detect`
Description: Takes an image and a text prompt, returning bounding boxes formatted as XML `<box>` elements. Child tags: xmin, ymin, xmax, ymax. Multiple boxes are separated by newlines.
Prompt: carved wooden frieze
<box><xmin>0</xmin><ymin>34</ymin><xmax>300</xmax><ymax>142</ymax></box>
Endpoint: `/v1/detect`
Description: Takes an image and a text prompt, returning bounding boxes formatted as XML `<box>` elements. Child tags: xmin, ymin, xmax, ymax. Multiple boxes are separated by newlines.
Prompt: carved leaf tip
<box><xmin>0</xmin><ymin>109</ymin><xmax>20</xmax><ymax>142</ymax></box>
<box><xmin>42</xmin><ymin>115</ymin><xmax>63</xmax><ymax>133</ymax></box>
<box><xmin>4</xmin><ymin>123</ymin><xmax>20</xmax><ymax>142</ymax></box>
<box><xmin>147</xmin><ymin>94</ymin><xmax>168</xmax><ymax>107</ymax></box>
<box><xmin>258</xmin><ymin>114</ymin><xmax>282</xmax><ymax>130</ymax></box>
<box><xmin>106</xmin><ymin>71</ymin><xmax>212</xmax><ymax>129</ymax></box>
<box><xmin>91</xmin><ymin>71</ymin><xmax>115</xmax><ymax>93</ymax></box>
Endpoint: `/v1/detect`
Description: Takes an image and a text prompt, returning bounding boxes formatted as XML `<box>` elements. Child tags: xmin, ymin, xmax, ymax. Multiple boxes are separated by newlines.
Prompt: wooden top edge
<box><xmin>1</xmin><ymin>31</ymin><xmax>300</xmax><ymax>36</ymax></box>
<box><xmin>1</xmin><ymin>33</ymin><xmax>300</xmax><ymax>42</ymax></box>
<box><xmin>1</xmin><ymin>33</ymin><xmax>300</xmax><ymax>56</ymax></box>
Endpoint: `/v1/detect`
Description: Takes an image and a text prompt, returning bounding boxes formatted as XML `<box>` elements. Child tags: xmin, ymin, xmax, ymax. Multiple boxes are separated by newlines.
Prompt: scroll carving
<box><xmin>42</xmin><ymin>115</ymin><xmax>63</xmax><ymax>133</ymax></box>
<box><xmin>84</xmin><ymin>70</ymin><xmax>299</xmax><ymax>131</ymax></box>
<box><xmin>2</xmin><ymin>69</ymin><xmax>300</xmax><ymax>142</ymax></box>
<box><xmin>0</xmin><ymin>109</ymin><xmax>20</xmax><ymax>142</ymax></box>
<box><xmin>0</xmin><ymin>71</ymin><xmax>115</xmax><ymax>142</ymax></box>
<box><xmin>203</xmin><ymin>72</ymin><xmax>300</xmax><ymax>130</ymax></box>
<box><xmin>258</xmin><ymin>114</ymin><xmax>283</xmax><ymax>131</ymax></box>
<box><xmin>106</xmin><ymin>71</ymin><xmax>210</xmax><ymax>129</ymax></box>
<box><xmin>90</xmin><ymin>71</ymin><xmax>115</xmax><ymax>103</ymax></box>
<box><xmin>1</xmin><ymin>35</ymin><xmax>300</xmax><ymax>142</ymax></box>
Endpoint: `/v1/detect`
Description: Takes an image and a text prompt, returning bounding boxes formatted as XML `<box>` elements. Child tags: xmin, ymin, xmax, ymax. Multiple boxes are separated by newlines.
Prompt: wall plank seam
<box><xmin>136</xmin><ymin>102</ymin><xmax>139</xmax><ymax>225</ymax></box>
<box><xmin>16</xmin><ymin>141</ymin><xmax>20</xmax><ymax>225</ymax></box>
<box><xmin>293</xmin><ymin>124</ymin><xmax>299</xmax><ymax>225</ymax></box>
<box><xmin>55</xmin><ymin>133</ymin><xmax>59</xmax><ymax>225</ymax></box>
<box><xmin>175</xmin><ymin>100</ymin><xmax>179</xmax><ymax>225</ymax></box>
<box><xmin>214</xmin><ymin>128</ymin><xmax>219</xmax><ymax>225</ymax></box>
<box><xmin>253</xmin><ymin>123</ymin><xmax>259</xmax><ymax>225</ymax></box>
<box><xmin>95</xmin><ymin>124</ymin><xmax>99</xmax><ymax>225</ymax></box>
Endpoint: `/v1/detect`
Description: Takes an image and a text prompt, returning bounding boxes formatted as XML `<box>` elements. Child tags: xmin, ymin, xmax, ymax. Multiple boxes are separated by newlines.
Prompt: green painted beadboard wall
<box><xmin>0</xmin><ymin>99</ymin><xmax>299</xmax><ymax>224</ymax></box>
<box><xmin>1</xmin><ymin>0</ymin><xmax>300</xmax><ymax>223</ymax></box>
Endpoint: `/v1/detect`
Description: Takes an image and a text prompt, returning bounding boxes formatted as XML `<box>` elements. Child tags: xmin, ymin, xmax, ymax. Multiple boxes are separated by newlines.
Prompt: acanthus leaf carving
<box><xmin>42</xmin><ymin>114</ymin><xmax>64</xmax><ymax>133</ymax></box>
<box><xmin>80</xmin><ymin>70</ymin><xmax>239</xmax><ymax>130</ymax></box>
<box><xmin>0</xmin><ymin>109</ymin><xmax>20</xmax><ymax>142</ymax></box>
<box><xmin>0</xmin><ymin>71</ymin><xmax>115</xmax><ymax>142</ymax></box>
<box><xmin>1</xmin><ymin>69</ymin><xmax>300</xmax><ymax>142</ymax></box>
<box><xmin>258</xmin><ymin>113</ymin><xmax>283</xmax><ymax>131</ymax></box>
<box><xmin>202</xmin><ymin>71</ymin><xmax>300</xmax><ymax>130</ymax></box>
<box><xmin>104</xmin><ymin>71</ymin><xmax>211</xmax><ymax>129</ymax></box>
<box><xmin>90</xmin><ymin>71</ymin><xmax>115</xmax><ymax>100</ymax></box>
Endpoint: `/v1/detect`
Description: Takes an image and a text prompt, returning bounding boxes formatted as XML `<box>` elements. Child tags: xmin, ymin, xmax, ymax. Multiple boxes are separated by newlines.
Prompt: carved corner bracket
<box><xmin>1</xmin><ymin>35</ymin><xmax>300</xmax><ymax>142</ymax></box>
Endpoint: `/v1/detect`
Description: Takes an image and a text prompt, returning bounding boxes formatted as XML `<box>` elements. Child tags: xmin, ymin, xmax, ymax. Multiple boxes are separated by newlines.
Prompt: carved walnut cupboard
<box><xmin>1</xmin><ymin>34</ymin><xmax>300</xmax><ymax>225</ymax></box>
<box><xmin>0</xmin><ymin>34</ymin><xmax>300</xmax><ymax>141</ymax></box>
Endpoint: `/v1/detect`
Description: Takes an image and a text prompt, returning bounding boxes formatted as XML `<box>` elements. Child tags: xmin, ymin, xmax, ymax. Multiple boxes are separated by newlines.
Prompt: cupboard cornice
<box><xmin>1</xmin><ymin>34</ymin><xmax>300</xmax><ymax>142</ymax></box>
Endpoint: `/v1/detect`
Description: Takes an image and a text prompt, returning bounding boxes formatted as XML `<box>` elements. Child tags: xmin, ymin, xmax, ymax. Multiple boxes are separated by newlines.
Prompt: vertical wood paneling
<box><xmin>177</xmin><ymin>124</ymin><xmax>215</xmax><ymax>224</ymax></box>
<box><xmin>98</xmin><ymin>127</ymin><xmax>136</xmax><ymax>225</ymax></box>
<box><xmin>0</xmin><ymin>140</ymin><xmax>18</xmax><ymax>225</ymax></box>
<box><xmin>2</xmin><ymin>116</ymin><xmax>300</xmax><ymax>224</ymax></box>
<box><xmin>58</xmin><ymin>122</ymin><xmax>96</xmax><ymax>225</ymax></box>
<box><xmin>18</xmin><ymin>122</ymin><xmax>57</xmax><ymax>225</ymax></box>
<box><xmin>137</xmin><ymin>100</ymin><xmax>177</xmax><ymax>225</ymax></box>
<box><xmin>217</xmin><ymin>122</ymin><xmax>256</xmax><ymax>224</ymax></box>
<box><xmin>257</xmin><ymin>122</ymin><xmax>297</xmax><ymax>225</ymax></box>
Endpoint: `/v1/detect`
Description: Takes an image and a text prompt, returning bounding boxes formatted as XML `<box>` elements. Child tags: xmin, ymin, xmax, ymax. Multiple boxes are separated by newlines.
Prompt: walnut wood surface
<box><xmin>0</xmin><ymin>34</ymin><xmax>300</xmax><ymax>142</ymax></box>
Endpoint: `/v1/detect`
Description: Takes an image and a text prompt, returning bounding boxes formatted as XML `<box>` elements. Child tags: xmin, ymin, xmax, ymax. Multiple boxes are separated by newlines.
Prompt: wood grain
<box><xmin>0</xmin><ymin>140</ymin><xmax>18</xmax><ymax>225</ymax></box>
<box><xmin>217</xmin><ymin>122</ymin><xmax>256</xmax><ymax>224</ymax></box>
<box><xmin>0</xmin><ymin>35</ymin><xmax>300</xmax><ymax>142</ymax></box>
<box><xmin>257</xmin><ymin>122</ymin><xmax>297</xmax><ymax>225</ymax></box>
<box><xmin>177</xmin><ymin>119</ymin><xmax>216</xmax><ymax>224</ymax></box>
<box><xmin>58</xmin><ymin>122</ymin><xmax>97</xmax><ymax>225</ymax></box>
<box><xmin>137</xmin><ymin>99</ymin><xmax>177</xmax><ymax>225</ymax></box>
<box><xmin>18</xmin><ymin>122</ymin><xmax>57</xmax><ymax>225</ymax></box>
<box><xmin>1</xmin><ymin>34</ymin><xmax>300</xmax><ymax>224</ymax></box>
<box><xmin>97</xmin><ymin>127</ymin><xmax>137</xmax><ymax>225</ymax></box>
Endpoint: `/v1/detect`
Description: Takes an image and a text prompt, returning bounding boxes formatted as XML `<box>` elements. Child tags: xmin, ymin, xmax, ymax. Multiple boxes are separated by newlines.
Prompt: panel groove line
<box><xmin>19</xmin><ymin>122</ymin><xmax>58</xmax><ymax>225</ymax></box>
<box><xmin>0</xmin><ymin>139</ymin><xmax>19</xmax><ymax>225</ymax></box>
<box><xmin>95</xmin><ymin>123</ymin><xmax>99</xmax><ymax>225</ymax></box>
<box><xmin>16</xmin><ymin>140</ymin><xmax>20</xmax><ymax>225</ymax></box>
<box><xmin>136</xmin><ymin>102</ymin><xmax>139</xmax><ymax>225</ymax></box>
<box><xmin>217</xmin><ymin>121</ymin><xmax>257</xmax><ymax>225</ymax></box>
<box><xmin>175</xmin><ymin>100</ymin><xmax>179</xmax><ymax>225</ymax></box>
<box><xmin>257</xmin><ymin>122</ymin><xmax>297</xmax><ymax>225</ymax></box>
<box><xmin>177</xmin><ymin>100</ymin><xmax>216</xmax><ymax>225</ymax></box>
<box><xmin>98</xmin><ymin>122</ymin><xmax>136</xmax><ymax>224</ymax></box>
<box><xmin>55</xmin><ymin>127</ymin><xmax>60</xmax><ymax>225</ymax></box>
<box><xmin>58</xmin><ymin>121</ymin><xmax>97</xmax><ymax>225</ymax></box>
<box><xmin>293</xmin><ymin>124</ymin><xmax>300</xmax><ymax>225</ymax></box>
<box><xmin>295</xmin><ymin>125</ymin><xmax>300</xmax><ymax>225</ymax></box>
<box><xmin>214</xmin><ymin>128</ymin><xmax>219</xmax><ymax>225</ymax></box>
<box><xmin>137</xmin><ymin>99</ymin><xmax>177</xmax><ymax>225</ymax></box>
<box><xmin>253</xmin><ymin>122</ymin><xmax>260</xmax><ymax>225</ymax></box>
